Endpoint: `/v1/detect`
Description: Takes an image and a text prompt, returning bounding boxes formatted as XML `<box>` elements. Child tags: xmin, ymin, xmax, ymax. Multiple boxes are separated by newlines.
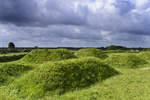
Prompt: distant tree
<box><xmin>8</xmin><ymin>42</ymin><xmax>17</xmax><ymax>52</ymax></box>
<box><xmin>34</xmin><ymin>46</ymin><xmax>38</xmax><ymax>49</ymax></box>
<box><xmin>8</xmin><ymin>42</ymin><xmax>15</xmax><ymax>49</ymax></box>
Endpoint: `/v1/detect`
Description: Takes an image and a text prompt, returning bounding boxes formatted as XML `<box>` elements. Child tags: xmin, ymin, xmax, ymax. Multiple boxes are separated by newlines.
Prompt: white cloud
<box><xmin>134</xmin><ymin>0</ymin><xmax>148</xmax><ymax>7</ymax></box>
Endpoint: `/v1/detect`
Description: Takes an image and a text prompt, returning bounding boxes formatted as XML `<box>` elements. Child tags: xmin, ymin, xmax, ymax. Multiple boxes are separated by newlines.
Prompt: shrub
<box><xmin>21</xmin><ymin>49</ymin><xmax>76</xmax><ymax>64</ymax></box>
<box><xmin>0</xmin><ymin>63</ymin><xmax>32</xmax><ymax>86</ymax></box>
<box><xmin>75</xmin><ymin>48</ymin><xmax>108</xmax><ymax>59</ymax></box>
<box><xmin>105</xmin><ymin>54</ymin><xmax>148</xmax><ymax>68</ymax></box>
<box><xmin>8</xmin><ymin>57</ymin><xmax>118</xmax><ymax>98</ymax></box>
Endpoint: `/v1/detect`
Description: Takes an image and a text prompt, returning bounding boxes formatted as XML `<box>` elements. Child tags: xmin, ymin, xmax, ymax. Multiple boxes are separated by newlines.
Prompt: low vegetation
<box><xmin>39</xmin><ymin>68</ymin><xmax>150</xmax><ymax>100</ymax></box>
<box><xmin>138</xmin><ymin>51</ymin><xmax>150</xmax><ymax>61</ymax></box>
<box><xmin>0</xmin><ymin>63</ymin><xmax>32</xmax><ymax>86</ymax></box>
<box><xmin>1</xmin><ymin>49</ymin><xmax>150</xmax><ymax>100</ymax></box>
<box><xmin>6</xmin><ymin>57</ymin><xmax>118</xmax><ymax>99</ymax></box>
<box><xmin>21</xmin><ymin>49</ymin><xmax>76</xmax><ymax>64</ymax></box>
<box><xmin>75</xmin><ymin>48</ymin><xmax>108</xmax><ymax>59</ymax></box>
<box><xmin>105</xmin><ymin>53</ymin><xmax>148</xmax><ymax>68</ymax></box>
<box><xmin>0</xmin><ymin>53</ymin><xmax>27</xmax><ymax>62</ymax></box>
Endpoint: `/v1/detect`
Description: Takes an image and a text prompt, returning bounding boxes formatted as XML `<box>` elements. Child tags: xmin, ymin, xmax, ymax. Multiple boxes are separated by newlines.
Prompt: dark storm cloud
<box><xmin>0</xmin><ymin>0</ymin><xmax>88</xmax><ymax>26</ymax></box>
<box><xmin>0</xmin><ymin>0</ymin><xmax>40</xmax><ymax>26</ymax></box>
<box><xmin>114</xmin><ymin>0</ymin><xmax>135</xmax><ymax>14</ymax></box>
<box><xmin>0</xmin><ymin>0</ymin><xmax>150</xmax><ymax>47</ymax></box>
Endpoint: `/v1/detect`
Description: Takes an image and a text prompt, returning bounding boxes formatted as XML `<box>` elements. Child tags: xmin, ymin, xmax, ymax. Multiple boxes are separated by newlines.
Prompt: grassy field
<box><xmin>0</xmin><ymin>49</ymin><xmax>150</xmax><ymax>100</ymax></box>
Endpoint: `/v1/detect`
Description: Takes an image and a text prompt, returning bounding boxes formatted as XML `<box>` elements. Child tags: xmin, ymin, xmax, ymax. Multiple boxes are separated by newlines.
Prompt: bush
<box><xmin>75</xmin><ymin>48</ymin><xmax>108</xmax><ymax>59</ymax></box>
<box><xmin>0</xmin><ymin>63</ymin><xmax>32</xmax><ymax>86</ymax></box>
<box><xmin>8</xmin><ymin>57</ymin><xmax>118</xmax><ymax>98</ymax></box>
<box><xmin>21</xmin><ymin>49</ymin><xmax>76</xmax><ymax>64</ymax></box>
<box><xmin>105</xmin><ymin>54</ymin><xmax>148</xmax><ymax>68</ymax></box>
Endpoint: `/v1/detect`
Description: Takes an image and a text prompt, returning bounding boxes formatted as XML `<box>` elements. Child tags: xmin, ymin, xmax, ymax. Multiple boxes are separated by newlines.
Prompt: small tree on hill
<box><xmin>8</xmin><ymin>42</ymin><xmax>15</xmax><ymax>49</ymax></box>
<box><xmin>8</xmin><ymin>42</ymin><xmax>16</xmax><ymax>52</ymax></box>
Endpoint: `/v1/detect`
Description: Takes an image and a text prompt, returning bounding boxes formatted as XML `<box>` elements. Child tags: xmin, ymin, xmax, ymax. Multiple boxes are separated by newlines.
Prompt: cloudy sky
<box><xmin>0</xmin><ymin>0</ymin><xmax>150</xmax><ymax>47</ymax></box>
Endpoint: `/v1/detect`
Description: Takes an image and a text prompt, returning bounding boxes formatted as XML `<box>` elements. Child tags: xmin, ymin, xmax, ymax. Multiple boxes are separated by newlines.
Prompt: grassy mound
<box><xmin>138</xmin><ymin>51</ymin><xmax>150</xmax><ymax>61</ymax></box>
<box><xmin>21</xmin><ymin>49</ymin><xmax>76</xmax><ymax>64</ymax></box>
<box><xmin>75</xmin><ymin>48</ymin><xmax>108</xmax><ymax>59</ymax></box>
<box><xmin>8</xmin><ymin>57</ymin><xmax>118</xmax><ymax>98</ymax></box>
<box><xmin>0</xmin><ymin>63</ymin><xmax>32</xmax><ymax>86</ymax></box>
<box><xmin>105</xmin><ymin>54</ymin><xmax>148</xmax><ymax>68</ymax></box>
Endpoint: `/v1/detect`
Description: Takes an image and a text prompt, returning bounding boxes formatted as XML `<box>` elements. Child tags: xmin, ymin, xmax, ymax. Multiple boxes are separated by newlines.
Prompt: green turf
<box><xmin>75</xmin><ymin>48</ymin><xmax>108</xmax><ymax>59</ymax></box>
<box><xmin>138</xmin><ymin>51</ymin><xmax>150</xmax><ymax>61</ymax></box>
<box><xmin>0</xmin><ymin>63</ymin><xmax>33</xmax><ymax>86</ymax></box>
<box><xmin>21</xmin><ymin>49</ymin><xmax>76</xmax><ymax>64</ymax></box>
<box><xmin>105</xmin><ymin>53</ymin><xmax>148</xmax><ymax>68</ymax></box>
<box><xmin>2</xmin><ymin>68</ymin><xmax>150</xmax><ymax>100</ymax></box>
<box><xmin>1</xmin><ymin>51</ymin><xmax>150</xmax><ymax>100</ymax></box>
<box><xmin>40</xmin><ymin>68</ymin><xmax>150</xmax><ymax>100</ymax></box>
<box><xmin>4</xmin><ymin>57</ymin><xmax>118</xmax><ymax>99</ymax></box>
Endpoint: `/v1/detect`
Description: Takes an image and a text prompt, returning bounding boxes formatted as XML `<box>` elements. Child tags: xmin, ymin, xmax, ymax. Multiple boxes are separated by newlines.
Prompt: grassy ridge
<box><xmin>105</xmin><ymin>53</ymin><xmax>148</xmax><ymax>68</ymax></box>
<box><xmin>75</xmin><ymin>48</ymin><xmax>108</xmax><ymax>59</ymax></box>
<box><xmin>21</xmin><ymin>49</ymin><xmax>76</xmax><ymax>64</ymax></box>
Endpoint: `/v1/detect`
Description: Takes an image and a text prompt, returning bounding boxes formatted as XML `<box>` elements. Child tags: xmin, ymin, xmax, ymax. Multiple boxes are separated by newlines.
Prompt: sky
<box><xmin>0</xmin><ymin>0</ymin><xmax>150</xmax><ymax>47</ymax></box>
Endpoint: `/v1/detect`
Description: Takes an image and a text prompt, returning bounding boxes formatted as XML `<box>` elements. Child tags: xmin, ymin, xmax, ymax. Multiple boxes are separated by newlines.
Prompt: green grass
<box><xmin>75</xmin><ymin>48</ymin><xmax>108</xmax><ymax>59</ymax></box>
<box><xmin>105</xmin><ymin>53</ymin><xmax>148</xmax><ymax>68</ymax></box>
<box><xmin>4</xmin><ymin>57</ymin><xmax>118</xmax><ymax>99</ymax></box>
<box><xmin>1</xmin><ymin>51</ymin><xmax>150</xmax><ymax>100</ymax></box>
<box><xmin>138</xmin><ymin>51</ymin><xmax>150</xmax><ymax>61</ymax></box>
<box><xmin>21</xmin><ymin>49</ymin><xmax>76</xmax><ymax>64</ymax></box>
<box><xmin>42</xmin><ymin>68</ymin><xmax>150</xmax><ymax>100</ymax></box>
<box><xmin>0</xmin><ymin>63</ymin><xmax>33</xmax><ymax>86</ymax></box>
<box><xmin>2</xmin><ymin>68</ymin><xmax>150</xmax><ymax>100</ymax></box>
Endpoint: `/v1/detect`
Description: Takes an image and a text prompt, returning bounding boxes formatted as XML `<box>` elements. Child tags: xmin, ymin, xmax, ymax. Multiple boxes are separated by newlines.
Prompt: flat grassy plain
<box><xmin>1</xmin><ymin>49</ymin><xmax>150</xmax><ymax>100</ymax></box>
